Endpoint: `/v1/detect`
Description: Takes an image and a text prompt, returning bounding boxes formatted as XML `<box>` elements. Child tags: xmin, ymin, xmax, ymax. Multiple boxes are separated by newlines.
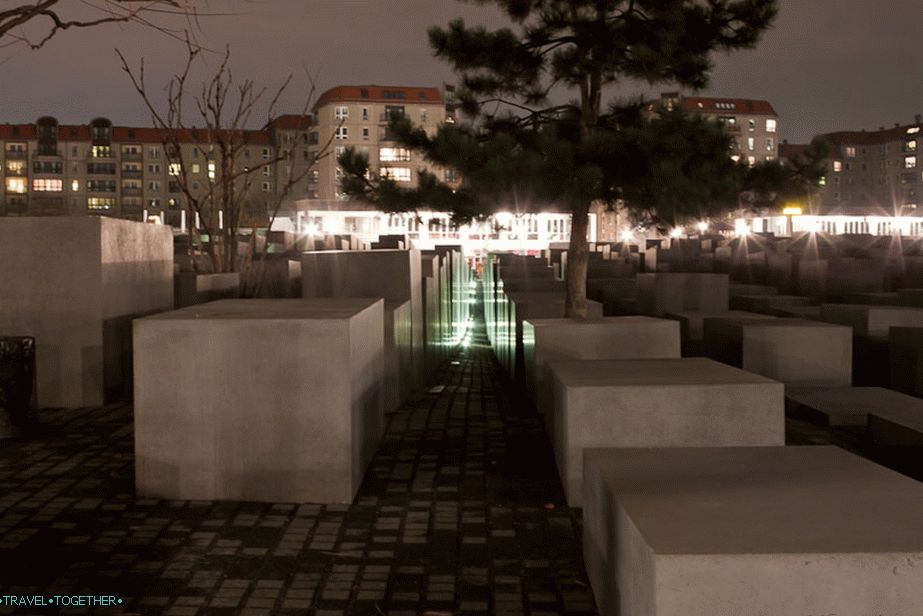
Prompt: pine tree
<box><xmin>341</xmin><ymin>0</ymin><xmax>778</xmax><ymax>317</ymax></box>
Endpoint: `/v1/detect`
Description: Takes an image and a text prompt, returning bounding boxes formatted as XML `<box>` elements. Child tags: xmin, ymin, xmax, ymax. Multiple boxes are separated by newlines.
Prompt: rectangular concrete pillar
<box><xmin>134</xmin><ymin>298</ymin><xmax>385</xmax><ymax>503</ymax></box>
<box><xmin>550</xmin><ymin>358</ymin><xmax>784</xmax><ymax>506</ymax></box>
<box><xmin>583</xmin><ymin>446</ymin><xmax>923</xmax><ymax>616</ymax></box>
<box><xmin>0</xmin><ymin>216</ymin><xmax>173</xmax><ymax>407</ymax></box>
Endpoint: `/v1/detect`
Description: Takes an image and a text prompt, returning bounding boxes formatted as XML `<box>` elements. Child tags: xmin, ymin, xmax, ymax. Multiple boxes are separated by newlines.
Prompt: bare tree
<box><xmin>117</xmin><ymin>37</ymin><xmax>338</xmax><ymax>288</ymax></box>
<box><xmin>0</xmin><ymin>1</ymin><xmax>201</xmax><ymax>51</ymax></box>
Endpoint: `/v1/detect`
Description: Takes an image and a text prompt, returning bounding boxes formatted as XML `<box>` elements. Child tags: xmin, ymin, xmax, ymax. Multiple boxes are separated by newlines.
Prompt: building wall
<box><xmin>309</xmin><ymin>87</ymin><xmax>450</xmax><ymax>201</ymax></box>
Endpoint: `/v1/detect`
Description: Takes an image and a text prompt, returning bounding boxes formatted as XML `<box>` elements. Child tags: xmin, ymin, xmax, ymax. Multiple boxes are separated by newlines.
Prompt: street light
<box><xmin>697</xmin><ymin>221</ymin><xmax>709</xmax><ymax>233</ymax></box>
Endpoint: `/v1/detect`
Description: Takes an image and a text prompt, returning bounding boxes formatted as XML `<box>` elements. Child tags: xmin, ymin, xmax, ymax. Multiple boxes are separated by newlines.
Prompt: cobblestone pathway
<box><xmin>0</xmin><ymin>311</ymin><xmax>598</xmax><ymax>616</ymax></box>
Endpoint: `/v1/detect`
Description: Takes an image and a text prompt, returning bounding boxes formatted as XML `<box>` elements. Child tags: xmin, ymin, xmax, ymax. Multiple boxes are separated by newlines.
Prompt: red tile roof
<box><xmin>679</xmin><ymin>96</ymin><xmax>777</xmax><ymax>116</ymax></box>
<box><xmin>314</xmin><ymin>85</ymin><xmax>443</xmax><ymax>111</ymax></box>
<box><xmin>821</xmin><ymin>124</ymin><xmax>920</xmax><ymax>146</ymax></box>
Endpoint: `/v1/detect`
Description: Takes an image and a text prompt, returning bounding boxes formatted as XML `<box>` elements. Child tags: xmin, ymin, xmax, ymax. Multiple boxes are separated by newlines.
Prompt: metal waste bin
<box><xmin>0</xmin><ymin>336</ymin><xmax>36</xmax><ymax>438</ymax></box>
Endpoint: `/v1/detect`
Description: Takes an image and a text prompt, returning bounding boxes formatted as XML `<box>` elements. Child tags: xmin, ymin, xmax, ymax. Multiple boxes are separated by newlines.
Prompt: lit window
<box><xmin>87</xmin><ymin>197</ymin><xmax>114</xmax><ymax>210</ymax></box>
<box><xmin>5</xmin><ymin>178</ymin><xmax>26</xmax><ymax>193</ymax></box>
<box><xmin>4</xmin><ymin>160</ymin><xmax>26</xmax><ymax>175</ymax></box>
<box><xmin>747</xmin><ymin>156</ymin><xmax>756</xmax><ymax>167</ymax></box>
<box><xmin>32</xmin><ymin>178</ymin><xmax>63</xmax><ymax>192</ymax></box>
<box><xmin>71</xmin><ymin>180</ymin><xmax>80</xmax><ymax>192</ymax></box>
<box><xmin>907</xmin><ymin>140</ymin><xmax>918</xmax><ymax>152</ymax></box>
<box><xmin>380</xmin><ymin>147</ymin><xmax>412</xmax><ymax>162</ymax></box>
<box><xmin>908</xmin><ymin>127</ymin><xmax>921</xmax><ymax>134</ymax></box>
<box><xmin>833</xmin><ymin>161</ymin><xmax>842</xmax><ymax>172</ymax></box>
<box><xmin>192</xmin><ymin>164</ymin><xmax>201</xmax><ymax>174</ymax></box>
<box><xmin>168</xmin><ymin>163</ymin><xmax>182</xmax><ymax>176</ymax></box>
<box><xmin>148</xmin><ymin>199</ymin><xmax>161</xmax><ymax>208</ymax></box>
<box><xmin>906</xmin><ymin>156</ymin><xmax>917</xmax><ymax>169</ymax></box>
<box><xmin>845</xmin><ymin>146</ymin><xmax>856</xmax><ymax>158</ymax></box>
<box><xmin>91</xmin><ymin>145</ymin><xmax>111</xmax><ymax>158</ymax></box>
<box><xmin>747</xmin><ymin>137</ymin><xmax>755</xmax><ymax>151</ymax></box>
<box><xmin>208</xmin><ymin>161</ymin><xmax>216</xmax><ymax>180</ymax></box>
<box><xmin>335</xmin><ymin>126</ymin><xmax>348</xmax><ymax>140</ymax></box>
<box><xmin>335</xmin><ymin>106</ymin><xmax>349</xmax><ymax>120</ymax></box>
<box><xmin>766</xmin><ymin>138</ymin><xmax>774</xmax><ymax>152</ymax></box>
<box><xmin>381</xmin><ymin>167</ymin><xmax>412</xmax><ymax>182</ymax></box>
<box><xmin>730</xmin><ymin>154</ymin><xmax>741</xmax><ymax>162</ymax></box>
<box><xmin>766</xmin><ymin>119</ymin><xmax>777</xmax><ymax>133</ymax></box>
<box><xmin>818</xmin><ymin>176</ymin><xmax>826</xmax><ymax>186</ymax></box>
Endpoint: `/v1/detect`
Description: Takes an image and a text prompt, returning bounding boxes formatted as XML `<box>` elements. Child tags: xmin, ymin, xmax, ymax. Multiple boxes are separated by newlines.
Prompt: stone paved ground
<box><xmin>2</xmin><ymin>305</ymin><xmax>921</xmax><ymax>616</ymax></box>
<box><xmin>0</xmin><ymin>311</ymin><xmax>597</xmax><ymax>616</ymax></box>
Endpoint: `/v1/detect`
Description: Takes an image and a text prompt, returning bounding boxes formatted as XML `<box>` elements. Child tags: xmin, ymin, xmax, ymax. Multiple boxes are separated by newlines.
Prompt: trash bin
<box><xmin>0</xmin><ymin>336</ymin><xmax>36</xmax><ymax>438</ymax></box>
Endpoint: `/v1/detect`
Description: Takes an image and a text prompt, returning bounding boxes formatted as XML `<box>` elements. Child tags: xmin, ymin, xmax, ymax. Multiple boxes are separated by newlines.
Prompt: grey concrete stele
<box><xmin>133</xmin><ymin>298</ymin><xmax>385</xmax><ymax>504</ymax></box>
<box><xmin>549</xmin><ymin>358</ymin><xmax>784</xmax><ymax>506</ymax></box>
<box><xmin>583</xmin><ymin>446</ymin><xmax>923</xmax><ymax>616</ymax></box>
<box><xmin>302</xmin><ymin>249</ymin><xmax>424</xmax><ymax>387</ymax></box>
<box><xmin>522</xmin><ymin>316</ymin><xmax>681</xmax><ymax>421</ymax></box>
<box><xmin>0</xmin><ymin>216</ymin><xmax>173</xmax><ymax>407</ymax></box>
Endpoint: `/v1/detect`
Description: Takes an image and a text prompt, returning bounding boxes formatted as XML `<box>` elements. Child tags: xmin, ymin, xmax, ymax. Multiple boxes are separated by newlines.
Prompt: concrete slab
<box><xmin>664</xmin><ymin>310</ymin><xmax>773</xmax><ymax>344</ymax></box>
<box><xmin>549</xmin><ymin>358</ymin><xmax>784</xmax><ymax>506</ymax></box>
<box><xmin>786</xmin><ymin>386</ymin><xmax>922</xmax><ymax>427</ymax></box>
<box><xmin>636</xmin><ymin>273</ymin><xmax>729</xmax><ymax>316</ymax></box>
<box><xmin>302</xmin><ymin>249</ymin><xmax>423</xmax><ymax>386</ymax></box>
<box><xmin>583</xmin><ymin>446</ymin><xmax>923</xmax><ymax>616</ymax></box>
<box><xmin>523</xmin><ymin>317</ymin><xmax>681</xmax><ymax>420</ymax></box>
<box><xmin>703</xmin><ymin>317</ymin><xmax>852</xmax><ymax>388</ymax></box>
<box><xmin>898</xmin><ymin>288</ymin><xmax>923</xmax><ymax>307</ymax></box>
<box><xmin>0</xmin><ymin>216</ymin><xmax>173</xmax><ymax>407</ymax></box>
<box><xmin>134</xmin><ymin>298</ymin><xmax>385</xmax><ymax>503</ymax></box>
<box><xmin>175</xmin><ymin>272</ymin><xmax>239</xmax><ymax>308</ymax></box>
<box><xmin>820</xmin><ymin>304</ymin><xmax>923</xmax><ymax>342</ymax></box>
<box><xmin>384</xmin><ymin>300</ymin><xmax>412</xmax><ymax>412</ymax></box>
<box><xmin>890</xmin><ymin>327</ymin><xmax>923</xmax><ymax>397</ymax></box>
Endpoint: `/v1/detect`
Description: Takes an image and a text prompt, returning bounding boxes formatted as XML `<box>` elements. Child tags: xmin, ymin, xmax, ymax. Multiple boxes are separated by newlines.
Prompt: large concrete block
<box><xmin>583</xmin><ymin>446</ymin><xmax>923</xmax><ymax>616</ymax></box>
<box><xmin>786</xmin><ymin>386</ymin><xmax>922</xmax><ymax>427</ymax></box>
<box><xmin>523</xmin><ymin>317</ymin><xmax>680</xmax><ymax>420</ymax></box>
<box><xmin>302</xmin><ymin>249</ymin><xmax>423</xmax><ymax>386</ymax></box>
<box><xmin>703</xmin><ymin>317</ymin><xmax>852</xmax><ymax>388</ymax></box>
<box><xmin>384</xmin><ymin>300</ymin><xmax>412</xmax><ymax>412</ymax></box>
<box><xmin>175</xmin><ymin>272</ymin><xmax>239</xmax><ymax>308</ymax></box>
<box><xmin>506</xmin><ymin>291</ymin><xmax>603</xmax><ymax>382</ymax></box>
<box><xmin>898</xmin><ymin>288</ymin><xmax>923</xmax><ymax>307</ymax></box>
<box><xmin>0</xmin><ymin>216</ymin><xmax>173</xmax><ymax>407</ymax></box>
<box><xmin>637</xmin><ymin>273</ymin><xmax>729</xmax><ymax>316</ymax></box>
<box><xmin>134</xmin><ymin>298</ymin><xmax>385</xmax><ymax>503</ymax></box>
<box><xmin>820</xmin><ymin>304</ymin><xmax>923</xmax><ymax>342</ymax></box>
<box><xmin>664</xmin><ymin>310</ymin><xmax>773</xmax><ymax>346</ymax></box>
<box><xmin>890</xmin><ymin>327</ymin><xmax>923</xmax><ymax>397</ymax></box>
<box><xmin>549</xmin><ymin>358</ymin><xmax>784</xmax><ymax>506</ymax></box>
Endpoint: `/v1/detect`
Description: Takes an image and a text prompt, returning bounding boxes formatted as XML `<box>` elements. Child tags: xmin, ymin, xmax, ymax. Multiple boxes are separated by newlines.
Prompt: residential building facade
<box><xmin>781</xmin><ymin>117</ymin><xmax>922</xmax><ymax>215</ymax></box>
<box><xmin>308</xmin><ymin>85</ymin><xmax>454</xmax><ymax>201</ymax></box>
<box><xmin>648</xmin><ymin>92</ymin><xmax>781</xmax><ymax>166</ymax></box>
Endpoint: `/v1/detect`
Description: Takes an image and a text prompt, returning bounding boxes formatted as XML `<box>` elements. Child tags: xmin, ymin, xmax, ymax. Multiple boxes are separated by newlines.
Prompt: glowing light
<box><xmin>619</xmin><ymin>229</ymin><xmax>634</xmax><ymax>243</ymax></box>
<box><xmin>782</xmin><ymin>206</ymin><xmax>803</xmax><ymax>216</ymax></box>
<box><xmin>697</xmin><ymin>221</ymin><xmax>709</xmax><ymax>233</ymax></box>
<box><xmin>669</xmin><ymin>227</ymin><xmax>683</xmax><ymax>239</ymax></box>
<box><xmin>734</xmin><ymin>220</ymin><xmax>750</xmax><ymax>237</ymax></box>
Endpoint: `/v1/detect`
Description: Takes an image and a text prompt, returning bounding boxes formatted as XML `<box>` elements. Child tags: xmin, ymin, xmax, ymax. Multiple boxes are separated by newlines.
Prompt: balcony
<box><xmin>87</xmin><ymin>164</ymin><xmax>117</xmax><ymax>176</ymax></box>
<box><xmin>5</xmin><ymin>151</ymin><xmax>27</xmax><ymax>160</ymax></box>
<box><xmin>121</xmin><ymin>152</ymin><xmax>142</xmax><ymax>162</ymax></box>
<box><xmin>121</xmin><ymin>187</ymin><xmax>142</xmax><ymax>197</ymax></box>
<box><xmin>379</xmin><ymin>113</ymin><xmax>405</xmax><ymax>123</ymax></box>
<box><xmin>121</xmin><ymin>170</ymin><xmax>142</xmax><ymax>179</ymax></box>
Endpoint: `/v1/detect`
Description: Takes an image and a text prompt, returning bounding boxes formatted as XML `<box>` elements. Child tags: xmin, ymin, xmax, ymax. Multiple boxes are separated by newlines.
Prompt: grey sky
<box><xmin>0</xmin><ymin>0</ymin><xmax>920</xmax><ymax>143</ymax></box>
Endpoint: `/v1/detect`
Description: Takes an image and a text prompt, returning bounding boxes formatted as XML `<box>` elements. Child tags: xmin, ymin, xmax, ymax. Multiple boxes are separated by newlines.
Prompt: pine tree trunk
<box><xmin>564</xmin><ymin>201</ymin><xmax>590</xmax><ymax>318</ymax></box>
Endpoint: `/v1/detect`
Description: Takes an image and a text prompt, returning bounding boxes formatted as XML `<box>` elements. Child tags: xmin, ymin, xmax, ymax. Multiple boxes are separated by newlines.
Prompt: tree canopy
<box><xmin>340</xmin><ymin>0</ymin><xmax>780</xmax><ymax>316</ymax></box>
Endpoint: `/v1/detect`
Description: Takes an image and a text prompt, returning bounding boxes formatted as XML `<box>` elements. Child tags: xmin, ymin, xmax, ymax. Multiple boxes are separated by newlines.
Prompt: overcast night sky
<box><xmin>0</xmin><ymin>0</ymin><xmax>920</xmax><ymax>144</ymax></box>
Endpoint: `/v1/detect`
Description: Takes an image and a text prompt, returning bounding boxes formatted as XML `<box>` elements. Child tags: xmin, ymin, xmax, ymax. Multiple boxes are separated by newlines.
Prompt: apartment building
<box><xmin>781</xmin><ymin>118</ymin><xmax>922</xmax><ymax>215</ymax></box>
<box><xmin>308</xmin><ymin>85</ymin><xmax>454</xmax><ymax>201</ymax></box>
<box><xmin>648</xmin><ymin>92</ymin><xmax>780</xmax><ymax>166</ymax></box>
<box><xmin>0</xmin><ymin>115</ymin><xmax>314</xmax><ymax>226</ymax></box>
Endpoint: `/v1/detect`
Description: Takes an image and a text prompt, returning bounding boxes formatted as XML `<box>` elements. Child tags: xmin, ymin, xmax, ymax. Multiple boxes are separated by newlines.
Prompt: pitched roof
<box><xmin>821</xmin><ymin>124</ymin><xmax>920</xmax><ymax>146</ymax></box>
<box><xmin>779</xmin><ymin>143</ymin><xmax>809</xmax><ymax>160</ymax></box>
<box><xmin>268</xmin><ymin>115</ymin><xmax>312</xmax><ymax>130</ymax></box>
<box><xmin>679</xmin><ymin>96</ymin><xmax>777</xmax><ymax>116</ymax></box>
<box><xmin>314</xmin><ymin>85</ymin><xmax>443</xmax><ymax>110</ymax></box>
